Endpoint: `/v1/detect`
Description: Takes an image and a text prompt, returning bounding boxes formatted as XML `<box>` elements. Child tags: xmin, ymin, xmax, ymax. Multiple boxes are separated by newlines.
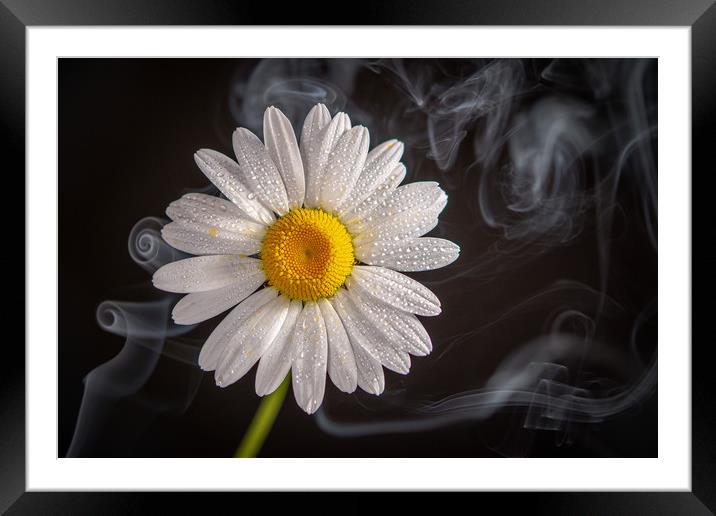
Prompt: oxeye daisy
<box><xmin>153</xmin><ymin>104</ymin><xmax>460</xmax><ymax>414</ymax></box>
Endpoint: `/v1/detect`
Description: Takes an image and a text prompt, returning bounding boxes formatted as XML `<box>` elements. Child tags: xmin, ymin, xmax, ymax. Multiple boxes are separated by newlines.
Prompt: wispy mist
<box><xmin>67</xmin><ymin>217</ymin><xmax>203</xmax><ymax>457</ymax></box>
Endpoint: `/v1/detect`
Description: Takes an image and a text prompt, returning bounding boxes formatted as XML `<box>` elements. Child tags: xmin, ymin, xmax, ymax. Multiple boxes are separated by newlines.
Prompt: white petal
<box><xmin>346</xmin><ymin>329</ymin><xmax>385</xmax><ymax>395</ymax></box>
<box><xmin>331</xmin><ymin>290</ymin><xmax>410</xmax><ymax>374</ymax></box>
<box><xmin>291</xmin><ymin>302</ymin><xmax>328</xmax><ymax>414</ymax></box>
<box><xmin>318</xmin><ymin>126</ymin><xmax>370</xmax><ymax>213</ymax></box>
<box><xmin>342</xmin><ymin>287</ymin><xmax>431</xmax><ymax>357</ymax></box>
<box><xmin>304</xmin><ymin>112</ymin><xmax>351</xmax><ymax>208</ymax></box>
<box><xmin>161</xmin><ymin>221</ymin><xmax>261</xmax><ymax>256</ymax></box>
<box><xmin>152</xmin><ymin>255</ymin><xmax>261</xmax><ymax>293</ymax></box>
<box><xmin>214</xmin><ymin>295</ymin><xmax>290</xmax><ymax>387</ymax></box>
<box><xmin>255</xmin><ymin>300</ymin><xmax>303</xmax><ymax>396</ymax></box>
<box><xmin>194</xmin><ymin>149</ymin><xmax>274</xmax><ymax>225</ymax></box>
<box><xmin>318</xmin><ymin>299</ymin><xmax>358</xmax><ymax>394</ymax></box>
<box><xmin>300</xmin><ymin>103</ymin><xmax>331</xmax><ymax>176</ymax></box>
<box><xmin>369</xmin><ymin>182</ymin><xmax>444</xmax><ymax>222</ymax></box>
<box><xmin>356</xmin><ymin>181</ymin><xmax>447</xmax><ymax>230</ymax></box>
<box><xmin>232</xmin><ymin>128</ymin><xmax>290</xmax><ymax>215</ymax></box>
<box><xmin>167</xmin><ymin>192</ymin><xmax>245</xmax><ymax>220</ymax></box>
<box><xmin>355</xmin><ymin>237</ymin><xmax>460</xmax><ymax>272</ymax></box>
<box><xmin>263</xmin><ymin>106</ymin><xmax>305</xmax><ymax>209</ymax></box>
<box><xmin>338</xmin><ymin>139</ymin><xmax>404</xmax><ymax>214</ymax></box>
<box><xmin>172</xmin><ymin>270</ymin><xmax>266</xmax><ymax>325</ymax></box>
<box><xmin>347</xmin><ymin>265</ymin><xmax>441</xmax><ymax>316</ymax></box>
<box><xmin>353</xmin><ymin>182</ymin><xmax>447</xmax><ymax>246</ymax></box>
<box><xmin>390</xmin><ymin>313</ymin><xmax>432</xmax><ymax>356</ymax></box>
<box><xmin>342</xmin><ymin>163</ymin><xmax>406</xmax><ymax>231</ymax></box>
<box><xmin>167</xmin><ymin>194</ymin><xmax>267</xmax><ymax>239</ymax></box>
<box><xmin>198</xmin><ymin>287</ymin><xmax>277</xmax><ymax>371</ymax></box>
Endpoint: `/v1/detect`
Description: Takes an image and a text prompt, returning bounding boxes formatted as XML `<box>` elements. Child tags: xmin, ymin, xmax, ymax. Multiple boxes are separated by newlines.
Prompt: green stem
<box><xmin>234</xmin><ymin>374</ymin><xmax>290</xmax><ymax>458</ymax></box>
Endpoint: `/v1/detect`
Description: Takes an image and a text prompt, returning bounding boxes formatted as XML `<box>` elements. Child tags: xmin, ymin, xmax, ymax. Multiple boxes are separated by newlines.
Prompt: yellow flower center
<box><xmin>261</xmin><ymin>208</ymin><xmax>355</xmax><ymax>301</ymax></box>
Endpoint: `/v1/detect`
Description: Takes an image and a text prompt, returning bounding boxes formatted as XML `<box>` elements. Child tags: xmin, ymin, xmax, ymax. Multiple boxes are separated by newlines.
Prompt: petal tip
<box><xmin>171</xmin><ymin>313</ymin><xmax>195</xmax><ymax>326</ymax></box>
<box><xmin>301</xmin><ymin>400</ymin><xmax>321</xmax><ymax>415</ymax></box>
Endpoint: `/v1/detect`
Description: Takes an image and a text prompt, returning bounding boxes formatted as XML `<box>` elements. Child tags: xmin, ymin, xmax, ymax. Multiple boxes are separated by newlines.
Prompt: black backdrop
<box><xmin>59</xmin><ymin>58</ymin><xmax>657</xmax><ymax>458</ymax></box>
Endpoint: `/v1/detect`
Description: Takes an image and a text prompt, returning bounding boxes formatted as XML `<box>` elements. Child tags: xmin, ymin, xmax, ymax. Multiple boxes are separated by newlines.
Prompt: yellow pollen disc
<box><xmin>261</xmin><ymin>208</ymin><xmax>355</xmax><ymax>301</ymax></box>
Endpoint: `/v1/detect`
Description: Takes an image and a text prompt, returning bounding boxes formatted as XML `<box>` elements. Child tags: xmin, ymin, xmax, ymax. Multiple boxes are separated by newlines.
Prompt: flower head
<box><xmin>153</xmin><ymin>104</ymin><xmax>460</xmax><ymax>413</ymax></box>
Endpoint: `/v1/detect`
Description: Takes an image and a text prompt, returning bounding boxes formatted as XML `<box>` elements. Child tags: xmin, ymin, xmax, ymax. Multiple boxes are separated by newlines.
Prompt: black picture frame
<box><xmin>5</xmin><ymin>0</ymin><xmax>712</xmax><ymax>512</ymax></box>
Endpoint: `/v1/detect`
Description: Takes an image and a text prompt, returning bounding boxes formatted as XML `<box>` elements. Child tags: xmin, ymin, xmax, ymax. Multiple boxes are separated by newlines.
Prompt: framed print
<box><xmin>5</xmin><ymin>0</ymin><xmax>713</xmax><ymax>512</ymax></box>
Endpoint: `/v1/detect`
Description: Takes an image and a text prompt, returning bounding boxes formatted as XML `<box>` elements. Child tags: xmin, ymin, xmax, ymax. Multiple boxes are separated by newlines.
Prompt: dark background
<box><xmin>58</xmin><ymin>58</ymin><xmax>657</xmax><ymax>458</ymax></box>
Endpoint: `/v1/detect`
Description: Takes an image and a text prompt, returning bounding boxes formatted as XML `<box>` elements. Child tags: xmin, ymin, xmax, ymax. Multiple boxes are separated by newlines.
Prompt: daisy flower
<box><xmin>152</xmin><ymin>104</ymin><xmax>460</xmax><ymax>414</ymax></box>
